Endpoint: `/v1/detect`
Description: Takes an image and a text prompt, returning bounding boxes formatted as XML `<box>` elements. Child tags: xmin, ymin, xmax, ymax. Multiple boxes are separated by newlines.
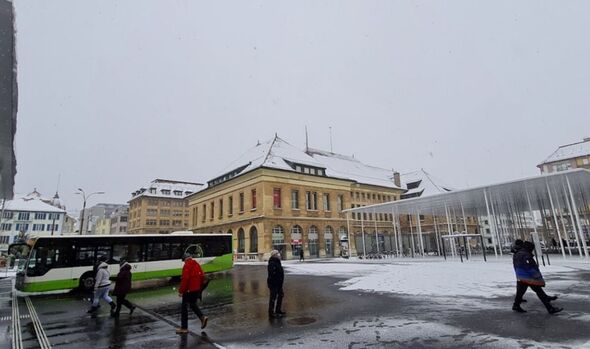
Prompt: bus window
<box><xmin>127</xmin><ymin>244</ymin><xmax>143</xmax><ymax>263</ymax></box>
<box><xmin>112</xmin><ymin>244</ymin><xmax>128</xmax><ymax>264</ymax></box>
<box><xmin>170</xmin><ymin>243</ymin><xmax>184</xmax><ymax>259</ymax></box>
<box><xmin>27</xmin><ymin>245</ymin><xmax>70</xmax><ymax>276</ymax></box>
<box><xmin>147</xmin><ymin>243</ymin><xmax>171</xmax><ymax>261</ymax></box>
<box><xmin>76</xmin><ymin>246</ymin><xmax>95</xmax><ymax>266</ymax></box>
<box><xmin>185</xmin><ymin>244</ymin><xmax>204</xmax><ymax>258</ymax></box>
<box><xmin>97</xmin><ymin>246</ymin><xmax>111</xmax><ymax>262</ymax></box>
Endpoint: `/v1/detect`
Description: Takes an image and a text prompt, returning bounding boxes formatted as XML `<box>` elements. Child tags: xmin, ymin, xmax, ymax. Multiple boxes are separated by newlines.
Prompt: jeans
<box><xmin>92</xmin><ymin>286</ymin><xmax>113</xmax><ymax>307</ymax></box>
<box><xmin>181</xmin><ymin>291</ymin><xmax>203</xmax><ymax>329</ymax></box>
<box><xmin>514</xmin><ymin>281</ymin><xmax>552</xmax><ymax>311</ymax></box>
<box><xmin>115</xmin><ymin>294</ymin><xmax>134</xmax><ymax>314</ymax></box>
<box><xmin>268</xmin><ymin>286</ymin><xmax>284</xmax><ymax>313</ymax></box>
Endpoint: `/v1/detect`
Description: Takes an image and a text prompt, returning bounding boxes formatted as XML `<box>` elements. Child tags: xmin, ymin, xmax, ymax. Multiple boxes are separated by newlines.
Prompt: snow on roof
<box><xmin>540</xmin><ymin>138</ymin><xmax>590</xmax><ymax>165</ymax></box>
<box><xmin>306</xmin><ymin>148</ymin><xmax>401</xmax><ymax>189</ymax></box>
<box><xmin>3</xmin><ymin>196</ymin><xmax>66</xmax><ymax>213</ymax></box>
<box><xmin>401</xmin><ymin>169</ymin><xmax>453</xmax><ymax>198</ymax></box>
<box><xmin>131</xmin><ymin>179</ymin><xmax>203</xmax><ymax>199</ymax></box>
<box><xmin>204</xmin><ymin>136</ymin><xmax>326</xmax><ymax>189</ymax></box>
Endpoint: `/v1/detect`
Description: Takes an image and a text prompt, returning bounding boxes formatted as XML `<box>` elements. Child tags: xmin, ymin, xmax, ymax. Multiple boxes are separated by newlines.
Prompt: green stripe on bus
<box><xmin>21</xmin><ymin>253</ymin><xmax>234</xmax><ymax>292</ymax></box>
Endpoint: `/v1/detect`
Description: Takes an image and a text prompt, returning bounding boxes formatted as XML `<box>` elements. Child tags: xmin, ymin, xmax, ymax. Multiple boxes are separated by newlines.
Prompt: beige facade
<box><xmin>538</xmin><ymin>138</ymin><xmax>590</xmax><ymax>174</ymax></box>
<box><xmin>95</xmin><ymin>217</ymin><xmax>111</xmax><ymax>235</ymax></box>
<box><xmin>127</xmin><ymin>179</ymin><xmax>201</xmax><ymax>234</ymax></box>
<box><xmin>188</xmin><ymin>168</ymin><xmax>403</xmax><ymax>260</ymax></box>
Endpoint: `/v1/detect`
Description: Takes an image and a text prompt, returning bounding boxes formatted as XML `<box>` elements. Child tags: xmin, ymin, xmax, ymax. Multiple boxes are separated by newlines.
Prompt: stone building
<box><xmin>187</xmin><ymin>135</ymin><xmax>404</xmax><ymax>260</ymax></box>
<box><xmin>128</xmin><ymin>179</ymin><xmax>202</xmax><ymax>234</ymax></box>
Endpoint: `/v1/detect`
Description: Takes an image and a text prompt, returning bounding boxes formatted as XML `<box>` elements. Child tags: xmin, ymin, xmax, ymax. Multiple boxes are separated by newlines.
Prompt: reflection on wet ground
<box><xmin>8</xmin><ymin>265</ymin><xmax>590</xmax><ymax>348</ymax></box>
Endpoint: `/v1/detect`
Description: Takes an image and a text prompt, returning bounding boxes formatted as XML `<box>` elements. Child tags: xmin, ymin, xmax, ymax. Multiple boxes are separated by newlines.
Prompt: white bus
<box><xmin>9</xmin><ymin>234</ymin><xmax>232</xmax><ymax>293</ymax></box>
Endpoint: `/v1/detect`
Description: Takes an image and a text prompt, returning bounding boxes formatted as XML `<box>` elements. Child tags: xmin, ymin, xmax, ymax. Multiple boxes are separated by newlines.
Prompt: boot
<box><xmin>200</xmin><ymin>316</ymin><xmax>208</xmax><ymax>329</ymax></box>
<box><xmin>547</xmin><ymin>295</ymin><xmax>558</xmax><ymax>301</ymax></box>
<box><xmin>275</xmin><ymin>310</ymin><xmax>287</xmax><ymax>317</ymax></box>
<box><xmin>109</xmin><ymin>302</ymin><xmax>117</xmax><ymax>311</ymax></box>
<box><xmin>87</xmin><ymin>306</ymin><xmax>99</xmax><ymax>314</ymax></box>
<box><xmin>268</xmin><ymin>311</ymin><xmax>276</xmax><ymax>319</ymax></box>
<box><xmin>548</xmin><ymin>306</ymin><xmax>563</xmax><ymax>314</ymax></box>
<box><xmin>512</xmin><ymin>304</ymin><xmax>526</xmax><ymax>313</ymax></box>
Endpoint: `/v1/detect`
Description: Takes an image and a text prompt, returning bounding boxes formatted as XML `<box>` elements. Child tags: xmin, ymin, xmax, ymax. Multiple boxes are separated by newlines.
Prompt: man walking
<box><xmin>111</xmin><ymin>259</ymin><xmax>136</xmax><ymax>317</ymax></box>
<box><xmin>512</xmin><ymin>241</ymin><xmax>562</xmax><ymax>314</ymax></box>
<box><xmin>267</xmin><ymin>250</ymin><xmax>286</xmax><ymax>318</ymax></box>
<box><xmin>176</xmin><ymin>253</ymin><xmax>208</xmax><ymax>334</ymax></box>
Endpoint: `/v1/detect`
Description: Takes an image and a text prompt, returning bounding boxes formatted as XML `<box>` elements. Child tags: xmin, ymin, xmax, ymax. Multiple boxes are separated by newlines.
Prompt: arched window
<box><xmin>237</xmin><ymin>228</ymin><xmax>245</xmax><ymax>253</ymax></box>
<box><xmin>339</xmin><ymin>226</ymin><xmax>347</xmax><ymax>239</ymax></box>
<box><xmin>308</xmin><ymin>225</ymin><xmax>318</xmax><ymax>240</ymax></box>
<box><xmin>324</xmin><ymin>225</ymin><xmax>333</xmax><ymax>240</ymax></box>
<box><xmin>291</xmin><ymin>225</ymin><xmax>302</xmax><ymax>241</ymax></box>
<box><xmin>249</xmin><ymin>226</ymin><xmax>258</xmax><ymax>253</ymax></box>
<box><xmin>325</xmin><ymin>225</ymin><xmax>334</xmax><ymax>257</ymax></box>
<box><xmin>272</xmin><ymin>225</ymin><xmax>285</xmax><ymax>245</ymax></box>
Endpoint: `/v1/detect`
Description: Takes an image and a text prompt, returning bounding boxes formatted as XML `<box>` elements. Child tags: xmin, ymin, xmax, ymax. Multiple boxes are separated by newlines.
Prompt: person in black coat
<box><xmin>111</xmin><ymin>259</ymin><xmax>136</xmax><ymax>317</ymax></box>
<box><xmin>512</xmin><ymin>241</ymin><xmax>561</xmax><ymax>314</ymax></box>
<box><xmin>267</xmin><ymin>250</ymin><xmax>285</xmax><ymax>318</ymax></box>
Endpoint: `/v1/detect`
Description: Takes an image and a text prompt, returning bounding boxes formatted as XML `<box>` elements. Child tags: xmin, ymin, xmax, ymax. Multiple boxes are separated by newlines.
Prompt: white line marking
<box><xmin>25</xmin><ymin>296</ymin><xmax>52</xmax><ymax>349</ymax></box>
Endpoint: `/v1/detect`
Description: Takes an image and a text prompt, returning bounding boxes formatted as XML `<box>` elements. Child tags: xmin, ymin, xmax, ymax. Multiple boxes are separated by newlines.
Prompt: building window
<box><xmin>34</xmin><ymin>213</ymin><xmax>47</xmax><ymax>220</ymax></box>
<box><xmin>146</xmin><ymin>219</ymin><xmax>157</xmax><ymax>226</ymax></box>
<box><xmin>305</xmin><ymin>192</ymin><xmax>318</xmax><ymax>210</ymax></box>
<box><xmin>32</xmin><ymin>224</ymin><xmax>45</xmax><ymax>231</ymax></box>
<box><xmin>249</xmin><ymin>226</ymin><xmax>258</xmax><ymax>253</ymax></box>
<box><xmin>291</xmin><ymin>190</ymin><xmax>299</xmax><ymax>209</ymax></box>
<box><xmin>172</xmin><ymin>210</ymin><xmax>183</xmax><ymax>217</ymax></box>
<box><xmin>160</xmin><ymin>209</ymin><xmax>170</xmax><ymax>216</ymax></box>
<box><xmin>251</xmin><ymin>189</ymin><xmax>257</xmax><ymax>210</ymax></box>
<box><xmin>239</xmin><ymin>193</ymin><xmax>245</xmax><ymax>212</ymax></box>
<box><xmin>48</xmin><ymin>213</ymin><xmax>60</xmax><ymax>220</ymax></box>
<box><xmin>202</xmin><ymin>204</ymin><xmax>206</xmax><ymax>222</ymax></box>
<box><xmin>172</xmin><ymin>220</ymin><xmax>182</xmax><ymax>226</ymax></box>
<box><xmin>323</xmin><ymin>193</ymin><xmax>330</xmax><ymax>211</ymax></box>
<box><xmin>161</xmin><ymin>200</ymin><xmax>171</xmax><ymax>207</ymax></box>
<box><xmin>228</xmin><ymin>196</ymin><xmax>233</xmax><ymax>215</ymax></box>
<box><xmin>15</xmin><ymin>223</ymin><xmax>29</xmax><ymax>232</ymax></box>
<box><xmin>148</xmin><ymin>199</ymin><xmax>158</xmax><ymax>206</ymax></box>
<box><xmin>160</xmin><ymin>220</ymin><xmax>170</xmax><ymax>226</ymax></box>
<box><xmin>237</xmin><ymin>228</ymin><xmax>245</xmax><ymax>253</ymax></box>
<box><xmin>219</xmin><ymin>199</ymin><xmax>224</xmax><ymax>218</ymax></box>
<box><xmin>337</xmin><ymin>195</ymin><xmax>344</xmax><ymax>211</ymax></box>
<box><xmin>149</xmin><ymin>188</ymin><xmax>156</xmax><ymax>194</ymax></box>
<box><xmin>161</xmin><ymin>189</ymin><xmax>171</xmax><ymax>195</ymax></box>
<box><xmin>147</xmin><ymin>209</ymin><xmax>157</xmax><ymax>216</ymax></box>
<box><xmin>273</xmin><ymin>188</ymin><xmax>282</xmax><ymax>208</ymax></box>
<box><xmin>2</xmin><ymin>211</ymin><xmax>12</xmax><ymax>219</ymax></box>
<box><xmin>291</xmin><ymin>225</ymin><xmax>302</xmax><ymax>241</ymax></box>
<box><xmin>18</xmin><ymin>212</ymin><xmax>30</xmax><ymax>220</ymax></box>
<box><xmin>0</xmin><ymin>223</ymin><xmax>12</xmax><ymax>231</ymax></box>
<box><xmin>174</xmin><ymin>190</ymin><xmax>183</xmax><ymax>196</ymax></box>
<box><xmin>210</xmin><ymin>202</ymin><xmax>214</xmax><ymax>220</ymax></box>
<box><xmin>272</xmin><ymin>225</ymin><xmax>285</xmax><ymax>245</ymax></box>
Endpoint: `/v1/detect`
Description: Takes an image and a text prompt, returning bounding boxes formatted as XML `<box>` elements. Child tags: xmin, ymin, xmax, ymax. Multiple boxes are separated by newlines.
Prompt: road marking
<box><xmin>25</xmin><ymin>296</ymin><xmax>52</xmax><ymax>349</ymax></box>
<box><xmin>0</xmin><ymin>314</ymin><xmax>30</xmax><ymax>322</ymax></box>
<box><xmin>12</xmin><ymin>289</ymin><xmax>23</xmax><ymax>349</ymax></box>
<box><xmin>133</xmin><ymin>303</ymin><xmax>226</xmax><ymax>349</ymax></box>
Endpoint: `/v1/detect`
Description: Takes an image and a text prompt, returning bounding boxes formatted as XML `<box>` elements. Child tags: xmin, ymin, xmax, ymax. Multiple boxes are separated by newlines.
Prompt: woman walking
<box><xmin>111</xmin><ymin>259</ymin><xmax>136</xmax><ymax>317</ymax></box>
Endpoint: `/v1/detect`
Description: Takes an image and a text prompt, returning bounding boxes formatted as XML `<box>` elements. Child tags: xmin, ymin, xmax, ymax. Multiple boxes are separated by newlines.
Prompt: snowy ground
<box><xmin>284</xmin><ymin>256</ymin><xmax>590</xmax><ymax>298</ymax></box>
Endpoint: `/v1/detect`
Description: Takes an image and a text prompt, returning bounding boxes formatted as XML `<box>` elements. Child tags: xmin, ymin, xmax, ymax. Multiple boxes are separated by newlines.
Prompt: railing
<box><xmin>234</xmin><ymin>253</ymin><xmax>260</xmax><ymax>261</ymax></box>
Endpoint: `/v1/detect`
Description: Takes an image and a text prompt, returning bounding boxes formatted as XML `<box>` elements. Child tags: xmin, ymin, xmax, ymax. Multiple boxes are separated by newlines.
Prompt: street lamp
<box><xmin>76</xmin><ymin>188</ymin><xmax>105</xmax><ymax>235</ymax></box>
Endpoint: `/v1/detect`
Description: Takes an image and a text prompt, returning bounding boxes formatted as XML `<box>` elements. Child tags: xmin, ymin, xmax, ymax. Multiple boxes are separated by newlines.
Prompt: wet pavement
<box><xmin>3</xmin><ymin>263</ymin><xmax>590</xmax><ymax>348</ymax></box>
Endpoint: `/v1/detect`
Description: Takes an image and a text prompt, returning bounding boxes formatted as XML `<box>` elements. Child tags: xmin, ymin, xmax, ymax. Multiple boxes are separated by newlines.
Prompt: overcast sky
<box><xmin>13</xmin><ymin>0</ymin><xmax>590</xmax><ymax>211</ymax></box>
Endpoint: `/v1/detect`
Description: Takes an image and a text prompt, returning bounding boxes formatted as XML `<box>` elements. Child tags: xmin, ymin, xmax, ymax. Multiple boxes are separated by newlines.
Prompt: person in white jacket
<box><xmin>87</xmin><ymin>261</ymin><xmax>116</xmax><ymax>314</ymax></box>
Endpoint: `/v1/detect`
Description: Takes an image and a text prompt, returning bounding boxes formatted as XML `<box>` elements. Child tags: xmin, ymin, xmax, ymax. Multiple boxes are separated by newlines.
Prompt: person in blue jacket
<box><xmin>512</xmin><ymin>241</ymin><xmax>562</xmax><ymax>314</ymax></box>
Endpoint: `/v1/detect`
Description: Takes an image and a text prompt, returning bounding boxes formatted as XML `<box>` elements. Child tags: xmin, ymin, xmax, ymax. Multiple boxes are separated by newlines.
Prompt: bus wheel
<box><xmin>79</xmin><ymin>272</ymin><xmax>95</xmax><ymax>292</ymax></box>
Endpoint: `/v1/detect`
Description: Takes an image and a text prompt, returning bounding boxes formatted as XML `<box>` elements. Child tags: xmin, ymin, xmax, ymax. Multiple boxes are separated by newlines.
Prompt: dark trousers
<box><xmin>181</xmin><ymin>291</ymin><xmax>203</xmax><ymax>329</ymax></box>
<box><xmin>115</xmin><ymin>294</ymin><xmax>133</xmax><ymax>314</ymax></box>
<box><xmin>514</xmin><ymin>281</ymin><xmax>552</xmax><ymax>311</ymax></box>
<box><xmin>268</xmin><ymin>286</ymin><xmax>284</xmax><ymax>313</ymax></box>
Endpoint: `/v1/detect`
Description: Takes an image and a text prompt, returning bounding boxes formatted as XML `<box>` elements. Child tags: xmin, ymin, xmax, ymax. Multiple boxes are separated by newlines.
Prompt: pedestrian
<box><xmin>111</xmin><ymin>258</ymin><xmax>136</xmax><ymax>318</ymax></box>
<box><xmin>299</xmin><ymin>247</ymin><xmax>304</xmax><ymax>262</ymax></box>
<box><xmin>176</xmin><ymin>253</ymin><xmax>208</xmax><ymax>334</ymax></box>
<box><xmin>512</xmin><ymin>241</ymin><xmax>562</xmax><ymax>314</ymax></box>
<box><xmin>267</xmin><ymin>250</ymin><xmax>286</xmax><ymax>318</ymax></box>
<box><xmin>87</xmin><ymin>260</ymin><xmax>116</xmax><ymax>314</ymax></box>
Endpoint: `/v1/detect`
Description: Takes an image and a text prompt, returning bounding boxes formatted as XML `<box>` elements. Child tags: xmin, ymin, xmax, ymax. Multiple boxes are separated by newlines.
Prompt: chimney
<box><xmin>393</xmin><ymin>171</ymin><xmax>401</xmax><ymax>188</ymax></box>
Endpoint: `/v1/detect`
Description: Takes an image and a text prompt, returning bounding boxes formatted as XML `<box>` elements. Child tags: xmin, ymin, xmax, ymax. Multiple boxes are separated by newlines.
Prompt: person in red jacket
<box><xmin>176</xmin><ymin>253</ymin><xmax>208</xmax><ymax>334</ymax></box>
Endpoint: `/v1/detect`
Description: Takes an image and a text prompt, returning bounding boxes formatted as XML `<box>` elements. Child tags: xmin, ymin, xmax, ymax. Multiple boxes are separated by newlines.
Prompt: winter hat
<box><xmin>523</xmin><ymin>241</ymin><xmax>535</xmax><ymax>252</ymax></box>
<box><xmin>270</xmin><ymin>250</ymin><xmax>280</xmax><ymax>257</ymax></box>
<box><xmin>181</xmin><ymin>253</ymin><xmax>191</xmax><ymax>261</ymax></box>
<box><xmin>514</xmin><ymin>239</ymin><xmax>524</xmax><ymax>248</ymax></box>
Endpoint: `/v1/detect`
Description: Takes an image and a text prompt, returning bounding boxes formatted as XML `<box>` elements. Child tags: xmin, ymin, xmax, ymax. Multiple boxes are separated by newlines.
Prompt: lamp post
<box><xmin>76</xmin><ymin>189</ymin><xmax>104</xmax><ymax>235</ymax></box>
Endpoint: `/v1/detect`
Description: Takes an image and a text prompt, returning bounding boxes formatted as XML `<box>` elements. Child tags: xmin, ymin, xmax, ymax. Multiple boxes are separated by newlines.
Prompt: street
<box><xmin>3</xmin><ymin>262</ymin><xmax>590</xmax><ymax>348</ymax></box>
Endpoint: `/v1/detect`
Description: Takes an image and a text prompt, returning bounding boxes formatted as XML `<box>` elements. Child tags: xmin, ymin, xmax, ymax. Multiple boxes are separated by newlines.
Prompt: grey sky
<box><xmin>13</xmin><ymin>0</ymin><xmax>590</xmax><ymax>211</ymax></box>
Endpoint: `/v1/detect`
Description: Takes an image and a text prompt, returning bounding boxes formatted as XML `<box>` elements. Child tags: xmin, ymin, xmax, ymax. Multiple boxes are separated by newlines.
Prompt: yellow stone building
<box><xmin>187</xmin><ymin>136</ymin><xmax>404</xmax><ymax>260</ymax></box>
<box><xmin>128</xmin><ymin>179</ymin><xmax>202</xmax><ymax>234</ymax></box>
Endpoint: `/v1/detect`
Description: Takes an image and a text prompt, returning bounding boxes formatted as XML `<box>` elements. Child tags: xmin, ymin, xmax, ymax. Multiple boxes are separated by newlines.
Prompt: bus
<box><xmin>8</xmin><ymin>234</ymin><xmax>232</xmax><ymax>293</ymax></box>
